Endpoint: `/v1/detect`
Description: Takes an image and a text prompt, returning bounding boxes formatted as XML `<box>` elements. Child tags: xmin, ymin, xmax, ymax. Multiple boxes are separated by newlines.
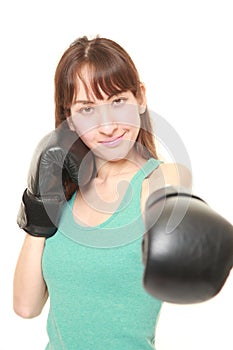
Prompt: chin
<box><xmin>95</xmin><ymin>146</ymin><xmax>136</xmax><ymax>162</ymax></box>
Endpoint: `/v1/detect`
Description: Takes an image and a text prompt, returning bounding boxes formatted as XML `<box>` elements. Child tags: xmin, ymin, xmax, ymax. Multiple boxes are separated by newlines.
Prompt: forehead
<box><xmin>73</xmin><ymin>66</ymin><xmax>104</xmax><ymax>102</ymax></box>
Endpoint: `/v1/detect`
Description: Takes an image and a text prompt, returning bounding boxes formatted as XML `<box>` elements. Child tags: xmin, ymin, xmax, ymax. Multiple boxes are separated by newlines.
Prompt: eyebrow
<box><xmin>74</xmin><ymin>100</ymin><xmax>95</xmax><ymax>105</ymax></box>
<box><xmin>74</xmin><ymin>91</ymin><xmax>126</xmax><ymax>105</ymax></box>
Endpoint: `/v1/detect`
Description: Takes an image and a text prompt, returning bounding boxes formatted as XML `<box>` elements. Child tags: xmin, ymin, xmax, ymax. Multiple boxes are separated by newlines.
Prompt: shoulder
<box><xmin>140</xmin><ymin>162</ymin><xmax>192</xmax><ymax>213</ymax></box>
<box><xmin>149</xmin><ymin>162</ymin><xmax>192</xmax><ymax>189</ymax></box>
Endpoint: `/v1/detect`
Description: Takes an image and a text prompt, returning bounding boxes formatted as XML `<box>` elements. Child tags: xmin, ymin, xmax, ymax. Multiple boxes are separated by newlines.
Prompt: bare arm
<box><xmin>13</xmin><ymin>234</ymin><xmax>48</xmax><ymax>319</ymax></box>
<box><xmin>152</xmin><ymin>162</ymin><xmax>192</xmax><ymax>190</ymax></box>
<box><xmin>141</xmin><ymin>162</ymin><xmax>192</xmax><ymax>213</ymax></box>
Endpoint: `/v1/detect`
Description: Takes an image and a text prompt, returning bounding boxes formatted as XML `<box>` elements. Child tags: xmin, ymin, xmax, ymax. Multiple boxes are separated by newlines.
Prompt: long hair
<box><xmin>54</xmin><ymin>36</ymin><xmax>158</xmax><ymax>198</ymax></box>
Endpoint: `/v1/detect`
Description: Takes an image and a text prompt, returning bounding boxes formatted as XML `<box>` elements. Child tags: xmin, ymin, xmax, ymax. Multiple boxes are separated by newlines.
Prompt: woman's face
<box><xmin>68</xmin><ymin>68</ymin><xmax>146</xmax><ymax>162</ymax></box>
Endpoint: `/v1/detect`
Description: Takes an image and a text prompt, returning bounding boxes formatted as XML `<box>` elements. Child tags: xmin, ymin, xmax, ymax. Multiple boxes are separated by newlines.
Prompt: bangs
<box><xmin>74</xmin><ymin>57</ymin><xmax>140</xmax><ymax>102</ymax></box>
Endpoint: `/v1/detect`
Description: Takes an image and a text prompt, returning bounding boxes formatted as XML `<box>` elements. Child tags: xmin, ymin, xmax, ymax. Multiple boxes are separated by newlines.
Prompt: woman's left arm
<box><xmin>141</xmin><ymin>162</ymin><xmax>192</xmax><ymax>213</ymax></box>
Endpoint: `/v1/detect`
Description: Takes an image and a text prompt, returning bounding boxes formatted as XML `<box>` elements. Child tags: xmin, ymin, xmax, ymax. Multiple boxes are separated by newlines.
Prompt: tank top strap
<box><xmin>130</xmin><ymin>158</ymin><xmax>162</xmax><ymax>187</ymax></box>
<box><xmin>118</xmin><ymin>157</ymin><xmax>162</xmax><ymax>223</ymax></box>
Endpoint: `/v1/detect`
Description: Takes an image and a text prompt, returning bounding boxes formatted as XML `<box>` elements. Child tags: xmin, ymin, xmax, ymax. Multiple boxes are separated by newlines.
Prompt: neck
<box><xmin>94</xmin><ymin>151</ymin><xmax>146</xmax><ymax>181</ymax></box>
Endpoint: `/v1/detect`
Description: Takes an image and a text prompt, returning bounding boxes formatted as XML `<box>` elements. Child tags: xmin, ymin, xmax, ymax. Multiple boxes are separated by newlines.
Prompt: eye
<box><xmin>78</xmin><ymin>106</ymin><xmax>95</xmax><ymax>115</ymax></box>
<box><xmin>112</xmin><ymin>97</ymin><xmax>127</xmax><ymax>107</ymax></box>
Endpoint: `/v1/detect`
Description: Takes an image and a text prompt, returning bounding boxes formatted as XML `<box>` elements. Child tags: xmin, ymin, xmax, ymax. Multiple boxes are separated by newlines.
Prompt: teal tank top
<box><xmin>42</xmin><ymin>158</ymin><xmax>162</xmax><ymax>350</ymax></box>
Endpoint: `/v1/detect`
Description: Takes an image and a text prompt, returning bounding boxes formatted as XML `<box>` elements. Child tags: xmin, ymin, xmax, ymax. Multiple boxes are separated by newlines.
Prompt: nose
<box><xmin>97</xmin><ymin>104</ymin><xmax>118</xmax><ymax>134</ymax></box>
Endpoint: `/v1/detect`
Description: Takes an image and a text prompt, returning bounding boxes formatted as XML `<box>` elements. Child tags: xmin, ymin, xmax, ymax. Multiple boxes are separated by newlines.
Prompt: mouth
<box><xmin>99</xmin><ymin>133</ymin><xmax>126</xmax><ymax>147</ymax></box>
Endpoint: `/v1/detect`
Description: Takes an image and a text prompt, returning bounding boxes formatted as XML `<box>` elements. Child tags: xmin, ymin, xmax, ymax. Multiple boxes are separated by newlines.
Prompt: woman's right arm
<box><xmin>13</xmin><ymin>234</ymin><xmax>48</xmax><ymax>319</ymax></box>
<box><xmin>13</xmin><ymin>124</ymin><xmax>91</xmax><ymax>318</ymax></box>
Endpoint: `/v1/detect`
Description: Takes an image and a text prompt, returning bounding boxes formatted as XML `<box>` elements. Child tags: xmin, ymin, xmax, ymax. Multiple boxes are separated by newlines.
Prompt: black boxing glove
<box><xmin>142</xmin><ymin>186</ymin><xmax>233</xmax><ymax>304</ymax></box>
<box><xmin>17</xmin><ymin>121</ymin><xmax>93</xmax><ymax>238</ymax></box>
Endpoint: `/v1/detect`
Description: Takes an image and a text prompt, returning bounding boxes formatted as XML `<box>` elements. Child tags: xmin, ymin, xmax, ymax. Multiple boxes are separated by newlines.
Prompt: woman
<box><xmin>14</xmin><ymin>36</ymin><xmax>191</xmax><ymax>349</ymax></box>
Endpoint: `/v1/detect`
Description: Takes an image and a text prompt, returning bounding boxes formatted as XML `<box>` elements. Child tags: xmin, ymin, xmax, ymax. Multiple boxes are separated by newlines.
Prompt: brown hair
<box><xmin>54</xmin><ymin>36</ymin><xmax>158</xmax><ymax>197</ymax></box>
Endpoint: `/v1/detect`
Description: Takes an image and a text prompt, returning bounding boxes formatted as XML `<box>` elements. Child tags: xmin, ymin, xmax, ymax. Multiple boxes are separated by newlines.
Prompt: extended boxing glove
<box><xmin>142</xmin><ymin>186</ymin><xmax>233</xmax><ymax>304</ymax></box>
<box><xmin>17</xmin><ymin>121</ymin><xmax>93</xmax><ymax>238</ymax></box>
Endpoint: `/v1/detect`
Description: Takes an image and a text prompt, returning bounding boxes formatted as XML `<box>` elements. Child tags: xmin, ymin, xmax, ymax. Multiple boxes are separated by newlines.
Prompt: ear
<box><xmin>66</xmin><ymin>116</ymin><xmax>76</xmax><ymax>131</ymax></box>
<box><xmin>139</xmin><ymin>105</ymin><xmax>147</xmax><ymax>114</ymax></box>
<box><xmin>138</xmin><ymin>83</ymin><xmax>147</xmax><ymax>115</ymax></box>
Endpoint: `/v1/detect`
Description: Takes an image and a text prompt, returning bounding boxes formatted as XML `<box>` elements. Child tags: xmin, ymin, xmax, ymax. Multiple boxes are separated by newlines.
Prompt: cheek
<box><xmin>78</xmin><ymin>130</ymin><xmax>95</xmax><ymax>149</ymax></box>
<box><xmin>113</xmin><ymin>104</ymin><xmax>141</xmax><ymax>129</ymax></box>
<box><xmin>71</xmin><ymin>117</ymin><xmax>95</xmax><ymax>137</ymax></box>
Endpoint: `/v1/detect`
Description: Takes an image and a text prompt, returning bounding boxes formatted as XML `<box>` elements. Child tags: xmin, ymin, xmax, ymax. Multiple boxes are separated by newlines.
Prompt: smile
<box><xmin>99</xmin><ymin>133</ymin><xmax>126</xmax><ymax>147</ymax></box>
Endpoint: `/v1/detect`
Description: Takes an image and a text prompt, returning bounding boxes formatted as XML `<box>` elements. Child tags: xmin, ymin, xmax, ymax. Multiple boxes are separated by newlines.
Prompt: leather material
<box><xmin>17</xmin><ymin>121</ymin><xmax>93</xmax><ymax>237</ymax></box>
<box><xmin>142</xmin><ymin>186</ymin><xmax>233</xmax><ymax>304</ymax></box>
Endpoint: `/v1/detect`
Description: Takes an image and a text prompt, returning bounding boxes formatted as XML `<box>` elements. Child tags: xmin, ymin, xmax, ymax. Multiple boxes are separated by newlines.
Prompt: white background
<box><xmin>0</xmin><ymin>0</ymin><xmax>232</xmax><ymax>349</ymax></box>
